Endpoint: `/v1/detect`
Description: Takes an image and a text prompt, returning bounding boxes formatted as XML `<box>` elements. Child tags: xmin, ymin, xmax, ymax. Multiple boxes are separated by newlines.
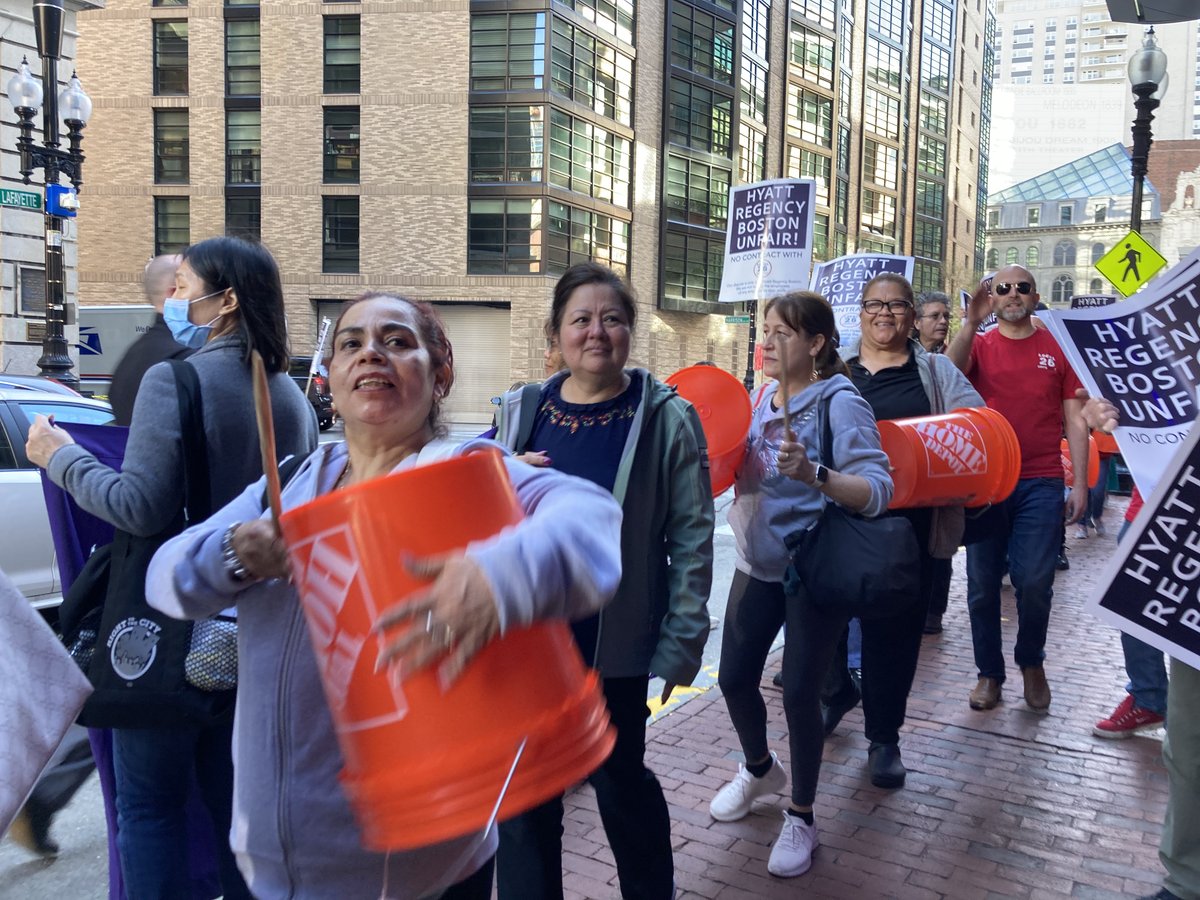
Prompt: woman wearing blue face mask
<box><xmin>26</xmin><ymin>236</ymin><xmax>318</xmax><ymax>900</ymax></box>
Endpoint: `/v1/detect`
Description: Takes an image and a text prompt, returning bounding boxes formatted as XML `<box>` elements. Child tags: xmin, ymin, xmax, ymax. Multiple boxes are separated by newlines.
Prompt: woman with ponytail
<box><xmin>708</xmin><ymin>291</ymin><xmax>893</xmax><ymax>880</ymax></box>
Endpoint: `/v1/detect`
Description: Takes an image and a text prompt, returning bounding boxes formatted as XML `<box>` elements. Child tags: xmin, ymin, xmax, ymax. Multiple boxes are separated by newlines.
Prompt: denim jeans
<box><xmin>966</xmin><ymin>477</ymin><xmax>1064</xmax><ymax>682</ymax></box>
<box><xmin>1116</xmin><ymin>519</ymin><xmax>1170</xmax><ymax>715</ymax></box>
<box><xmin>1088</xmin><ymin>457</ymin><xmax>1110</xmax><ymax>524</ymax></box>
<box><xmin>112</xmin><ymin>719</ymin><xmax>250</xmax><ymax>900</ymax></box>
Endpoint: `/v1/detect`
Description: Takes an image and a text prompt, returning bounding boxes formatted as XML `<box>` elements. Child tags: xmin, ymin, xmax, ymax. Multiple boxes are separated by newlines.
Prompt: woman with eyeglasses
<box><xmin>820</xmin><ymin>274</ymin><xmax>983</xmax><ymax>788</ymax></box>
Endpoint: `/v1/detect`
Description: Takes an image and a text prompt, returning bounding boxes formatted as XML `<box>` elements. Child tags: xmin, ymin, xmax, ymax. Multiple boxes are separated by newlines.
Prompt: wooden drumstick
<box><xmin>251</xmin><ymin>350</ymin><xmax>284</xmax><ymax>526</ymax></box>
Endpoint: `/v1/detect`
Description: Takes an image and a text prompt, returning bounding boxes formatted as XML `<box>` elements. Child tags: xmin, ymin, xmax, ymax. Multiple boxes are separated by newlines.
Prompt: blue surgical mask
<box><xmin>163</xmin><ymin>290</ymin><xmax>223</xmax><ymax>349</ymax></box>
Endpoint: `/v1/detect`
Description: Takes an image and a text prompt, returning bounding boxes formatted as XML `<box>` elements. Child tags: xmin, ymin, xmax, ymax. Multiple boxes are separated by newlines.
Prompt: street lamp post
<box><xmin>1127</xmin><ymin>27</ymin><xmax>1168</xmax><ymax>234</ymax></box>
<box><xmin>4</xmin><ymin>0</ymin><xmax>91</xmax><ymax>387</ymax></box>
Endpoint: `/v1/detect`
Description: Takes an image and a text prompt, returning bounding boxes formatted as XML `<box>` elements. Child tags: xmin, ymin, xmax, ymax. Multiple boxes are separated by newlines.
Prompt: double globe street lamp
<box><xmin>1127</xmin><ymin>27</ymin><xmax>1168</xmax><ymax>234</ymax></box>
<box><xmin>5</xmin><ymin>0</ymin><xmax>92</xmax><ymax>387</ymax></box>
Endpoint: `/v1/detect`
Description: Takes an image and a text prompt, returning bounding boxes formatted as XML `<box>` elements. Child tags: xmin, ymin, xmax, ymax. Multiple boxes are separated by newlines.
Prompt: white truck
<box><xmin>77</xmin><ymin>304</ymin><xmax>157</xmax><ymax>397</ymax></box>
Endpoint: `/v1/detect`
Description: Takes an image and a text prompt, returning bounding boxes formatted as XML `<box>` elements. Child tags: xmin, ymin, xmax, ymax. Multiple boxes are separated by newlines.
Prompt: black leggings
<box><xmin>717</xmin><ymin>570</ymin><xmax>848</xmax><ymax>807</ymax></box>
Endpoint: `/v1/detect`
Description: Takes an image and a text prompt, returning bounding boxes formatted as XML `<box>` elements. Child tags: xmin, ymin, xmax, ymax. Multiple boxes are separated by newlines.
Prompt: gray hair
<box><xmin>915</xmin><ymin>291</ymin><xmax>951</xmax><ymax>316</ymax></box>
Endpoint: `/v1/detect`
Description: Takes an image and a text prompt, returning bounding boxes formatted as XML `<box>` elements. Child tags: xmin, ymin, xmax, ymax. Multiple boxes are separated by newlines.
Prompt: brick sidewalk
<box><xmin>561</xmin><ymin>500</ymin><xmax>1170</xmax><ymax>899</ymax></box>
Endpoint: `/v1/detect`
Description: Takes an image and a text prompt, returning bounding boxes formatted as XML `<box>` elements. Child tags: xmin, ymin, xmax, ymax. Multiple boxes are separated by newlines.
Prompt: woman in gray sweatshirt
<box><xmin>707</xmin><ymin>291</ymin><xmax>894</xmax><ymax>881</ymax></box>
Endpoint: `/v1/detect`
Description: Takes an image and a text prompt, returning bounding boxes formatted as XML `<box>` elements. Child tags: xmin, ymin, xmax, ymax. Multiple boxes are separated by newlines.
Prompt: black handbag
<box><xmin>77</xmin><ymin>359</ymin><xmax>236</xmax><ymax>729</ymax></box>
<box><xmin>783</xmin><ymin>395</ymin><xmax>921</xmax><ymax>620</ymax></box>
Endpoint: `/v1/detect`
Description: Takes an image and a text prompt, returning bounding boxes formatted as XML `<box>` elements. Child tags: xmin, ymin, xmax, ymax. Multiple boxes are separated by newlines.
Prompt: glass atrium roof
<box><xmin>990</xmin><ymin>143</ymin><xmax>1156</xmax><ymax>204</ymax></box>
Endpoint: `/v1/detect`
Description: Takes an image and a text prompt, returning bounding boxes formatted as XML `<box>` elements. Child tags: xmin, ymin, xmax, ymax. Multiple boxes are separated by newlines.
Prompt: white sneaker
<box><xmin>709</xmin><ymin>752</ymin><xmax>787</xmax><ymax>822</ymax></box>
<box><xmin>1074</xmin><ymin>524</ymin><xmax>1088</xmax><ymax>539</ymax></box>
<box><xmin>768</xmin><ymin>812</ymin><xmax>819</xmax><ymax>877</ymax></box>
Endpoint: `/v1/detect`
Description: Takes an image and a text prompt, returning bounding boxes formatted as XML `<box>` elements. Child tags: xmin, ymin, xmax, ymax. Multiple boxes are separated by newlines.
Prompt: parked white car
<box><xmin>0</xmin><ymin>387</ymin><xmax>115</xmax><ymax>612</ymax></box>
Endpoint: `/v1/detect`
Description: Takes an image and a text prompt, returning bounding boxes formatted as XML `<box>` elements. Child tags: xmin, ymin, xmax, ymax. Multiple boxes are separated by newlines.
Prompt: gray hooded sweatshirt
<box><xmin>728</xmin><ymin>374</ymin><xmax>894</xmax><ymax>583</ymax></box>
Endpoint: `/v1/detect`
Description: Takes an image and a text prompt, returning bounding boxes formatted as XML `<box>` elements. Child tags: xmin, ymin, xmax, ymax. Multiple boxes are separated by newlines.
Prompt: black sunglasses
<box><xmin>994</xmin><ymin>282</ymin><xmax>1033</xmax><ymax>296</ymax></box>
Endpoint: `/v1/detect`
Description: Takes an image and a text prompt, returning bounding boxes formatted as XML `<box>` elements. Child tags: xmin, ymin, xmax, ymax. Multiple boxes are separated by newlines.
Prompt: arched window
<box><xmin>986</xmin><ymin>248</ymin><xmax>999</xmax><ymax>268</ymax></box>
<box><xmin>1186</xmin><ymin>185</ymin><xmax>1195</xmax><ymax>209</ymax></box>
<box><xmin>1006</xmin><ymin>247</ymin><xmax>1019</xmax><ymax>265</ymax></box>
<box><xmin>1091</xmin><ymin>242</ymin><xmax>1105</xmax><ymax>264</ymax></box>
<box><xmin>1053</xmin><ymin>240</ymin><xmax>1076</xmax><ymax>266</ymax></box>
<box><xmin>1052</xmin><ymin>275</ymin><xmax>1074</xmax><ymax>304</ymax></box>
<box><xmin>1090</xmin><ymin>278</ymin><xmax>1103</xmax><ymax>292</ymax></box>
<box><xmin>1026</xmin><ymin>246</ymin><xmax>1040</xmax><ymax>266</ymax></box>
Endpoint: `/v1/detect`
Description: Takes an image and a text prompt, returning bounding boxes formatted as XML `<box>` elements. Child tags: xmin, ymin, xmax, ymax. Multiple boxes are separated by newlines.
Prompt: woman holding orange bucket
<box><xmin>709</xmin><ymin>291</ymin><xmax>893</xmax><ymax>879</ymax></box>
<box><xmin>493</xmin><ymin>262</ymin><xmax>714</xmax><ymax>900</ymax></box>
<box><xmin>821</xmin><ymin>273</ymin><xmax>983</xmax><ymax>788</ymax></box>
<box><xmin>145</xmin><ymin>292</ymin><xmax>625</xmax><ymax>900</ymax></box>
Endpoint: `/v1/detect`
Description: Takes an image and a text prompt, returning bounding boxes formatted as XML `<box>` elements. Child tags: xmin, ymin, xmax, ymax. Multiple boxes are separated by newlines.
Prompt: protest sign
<box><xmin>808</xmin><ymin>253</ymin><xmax>914</xmax><ymax>346</ymax></box>
<box><xmin>1040</xmin><ymin>246</ymin><xmax>1200</xmax><ymax>496</ymax></box>
<box><xmin>1089</xmin><ymin>421</ymin><xmax>1200</xmax><ymax>669</ymax></box>
<box><xmin>960</xmin><ymin>286</ymin><xmax>997</xmax><ymax>335</ymax></box>
<box><xmin>1070</xmin><ymin>294</ymin><xmax>1118</xmax><ymax>309</ymax></box>
<box><xmin>718</xmin><ymin>178</ymin><xmax>815</xmax><ymax>304</ymax></box>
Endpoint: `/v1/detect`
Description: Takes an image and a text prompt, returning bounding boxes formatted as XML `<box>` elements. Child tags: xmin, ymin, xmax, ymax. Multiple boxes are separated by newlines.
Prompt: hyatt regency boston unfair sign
<box><xmin>718</xmin><ymin>178</ymin><xmax>815</xmax><ymax>304</ymax></box>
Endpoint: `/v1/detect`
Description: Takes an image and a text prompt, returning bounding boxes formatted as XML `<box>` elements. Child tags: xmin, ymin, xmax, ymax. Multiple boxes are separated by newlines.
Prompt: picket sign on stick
<box><xmin>304</xmin><ymin>316</ymin><xmax>332</xmax><ymax>400</ymax></box>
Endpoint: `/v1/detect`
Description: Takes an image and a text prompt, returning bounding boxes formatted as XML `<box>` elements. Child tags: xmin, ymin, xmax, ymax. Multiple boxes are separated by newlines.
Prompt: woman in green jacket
<box><xmin>493</xmin><ymin>262</ymin><xmax>715</xmax><ymax>900</ymax></box>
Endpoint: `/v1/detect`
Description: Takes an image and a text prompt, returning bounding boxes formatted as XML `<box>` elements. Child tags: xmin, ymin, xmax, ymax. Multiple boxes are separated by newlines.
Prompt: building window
<box><xmin>153</xmin><ymin>0</ymin><xmax>186</xmax><ymax>5</ymax></box>
<box><xmin>987</xmin><ymin>209</ymin><xmax>999</xmax><ymax>228</ymax></box>
<box><xmin>913</xmin><ymin>261</ymin><xmax>942</xmax><ymax>293</ymax></box>
<box><xmin>923</xmin><ymin>1</ymin><xmax>953</xmax><ymax>45</ymax></box>
<box><xmin>665</xmin><ymin>154</ymin><xmax>731</xmax><ymax>229</ymax></box>
<box><xmin>551</xmin><ymin>17</ymin><xmax>633</xmax><ymax>125</ymax></box>
<box><xmin>738</xmin><ymin>122</ymin><xmax>765</xmax><ymax>184</ymax></box>
<box><xmin>154</xmin><ymin>197</ymin><xmax>190</xmax><ymax>255</ymax></box>
<box><xmin>864</xmin><ymin>139</ymin><xmax>899</xmax><ymax>190</ymax></box>
<box><xmin>861</xmin><ymin>188</ymin><xmax>897</xmax><ymax>237</ymax></box>
<box><xmin>1006</xmin><ymin>247</ymin><xmax>1019</xmax><ymax>264</ymax></box>
<box><xmin>663</xmin><ymin>230</ymin><xmax>723</xmax><ymax>303</ymax></box>
<box><xmin>669</xmin><ymin>5</ymin><xmax>735</xmax><ymax>84</ymax></box>
<box><xmin>921</xmin><ymin>43</ymin><xmax>951</xmax><ymax>93</ymax></box>
<box><xmin>790</xmin><ymin>24</ymin><xmax>835</xmax><ymax>89</ymax></box>
<box><xmin>468</xmin><ymin>106</ymin><xmax>542</xmax><ymax>184</ymax></box>
<box><xmin>1026</xmin><ymin>245</ymin><xmax>1039</xmax><ymax>266</ymax></box>
<box><xmin>742</xmin><ymin>0</ymin><xmax>770</xmax><ymax>58</ymax></box>
<box><xmin>916</xmin><ymin>177</ymin><xmax>944</xmax><ymax>217</ymax></box>
<box><xmin>547</xmin><ymin>200</ymin><xmax>629</xmax><ymax>274</ymax></box>
<box><xmin>986</xmin><ymin>247</ymin><xmax>999</xmax><ymax>268</ymax></box>
<box><xmin>1091</xmin><ymin>242</ymin><xmax>1105</xmax><ymax>264</ymax></box>
<box><xmin>740</xmin><ymin>57</ymin><xmax>768</xmax><ymax>122</ymax></box>
<box><xmin>787</xmin><ymin>86</ymin><xmax>833</xmax><ymax>147</ymax></box>
<box><xmin>792</xmin><ymin>0</ymin><xmax>835</xmax><ymax>30</ymax></box>
<box><xmin>225</xmin><ymin>195</ymin><xmax>260</xmax><ymax>241</ymax></box>
<box><xmin>322</xmin><ymin>196</ymin><xmax>359</xmax><ymax>273</ymax></box>
<box><xmin>1052</xmin><ymin>274</ymin><xmax>1074</xmax><ymax>304</ymax></box>
<box><xmin>1090</xmin><ymin>278</ymin><xmax>1103</xmax><ymax>292</ymax></box>
<box><xmin>867</xmin><ymin>0</ymin><xmax>905</xmax><ymax>42</ymax></box>
<box><xmin>1026</xmin><ymin>206</ymin><xmax>1040</xmax><ymax>226</ymax></box>
<box><xmin>1094</xmin><ymin>204</ymin><xmax>1107</xmax><ymax>222</ymax></box>
<box><xmin>225</xmin><ymin>19</ymin><xmax>261</xmax><ymax>96</ymax></box>
<box><xmin>668</xmin><ymin>79</ymin><xmax>733</xmax><ymax>154</ymax></box>
<box><xmin>1059</xmin><ymin>204</ymin><xmax>1073</xmax><ymax>225</ymax></box>
<box><xmin>784</xmin><ymin>147</ymin><xmax>831</xmax><ymax>206</ymax></box>
<box><xmin>864</xmin><ymin>89</ymin><xmax>900</xmax><ymax>140</ymax></box>
<box><xmin>471</xmin><ymin>13</ymin><xmax>546</xmax><ymax>92</ymax></box>
<box><xmin>323</xmin><ymin>106</ymin><xmax>361</xmax><ymax>184</ymax></box>
<box><xmin>226</xmin><ymin>110</ymin><xmax>261</xmax><ymax>184</ymax></box>
<box><xmin>548</xmin><ymin>109</ymin><xmax>631</xmax><ymax>206</ymax></box>
<box><xmin>153</xmin><ymin>21</ymin><xmax>188</xmax><ymax>95</ymax></box>
<box><xmin>324</xmin><ymin>16</ymin><xmax>360</xmax><ymax>94</ymax></box>
<box><xmin>468</xmin><ymin>198</ymin><xmax>542</xmax><ymax>274</ymax></box>
<box><xmin>865</xmin><ymin>39</ymin><xmax>902</xmax><ymax>91</ymax></box>
<box><xmin>153</xmin><ymin>109</ymin><xmax>189</xmax><ymax>184</ymax></box>
<box><xmin>916</xmin><ymin>134</ymin><xmax>946</xmax><ymax>176</ymax></box>
<box><xmin>1052</xmin><ymin>240</ymin><xmax>1076</xmax><ymax>265</ymax></box>
<box><xmin>555</xmin><ymin>0</ymin><xmax>634</xmax><ymax>44</ymax></box>
<box><xmin>919</xmin><ymin>93</ymin><xmax>948</xmax><ymax>135</ymax></box>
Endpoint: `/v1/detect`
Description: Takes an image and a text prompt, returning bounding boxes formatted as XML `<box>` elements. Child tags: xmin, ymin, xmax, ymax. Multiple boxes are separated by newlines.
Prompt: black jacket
<box><xmin>109</xmin><ymin>315</ymin><xmax>191</xmax><ymax>426</ymax></box>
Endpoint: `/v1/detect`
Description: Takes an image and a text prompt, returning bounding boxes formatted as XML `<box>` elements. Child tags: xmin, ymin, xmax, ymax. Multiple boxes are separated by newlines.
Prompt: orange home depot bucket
<box><xmin>277</xmin><ymin>450</ymin><xmax>615</xmax><ymax>851</ymax></box>
<box><xmin>665</xmin><ymin>365</ymin><xmax>751</xmax><ymax>496</ymax></box>
<box><xmin>1061</xmin><ymin>435</ymin><xmax>1101</xmax><ymax>488</ymax></box>
<box><xmin>878</xmin><ymin>407</ymin><xmax>1021</xmax><ymax>510</ymax></box>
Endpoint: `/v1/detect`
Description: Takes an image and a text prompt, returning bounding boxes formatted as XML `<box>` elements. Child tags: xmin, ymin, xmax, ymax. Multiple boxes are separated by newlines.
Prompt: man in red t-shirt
<box><xmin>947</xmin><ymin>265</ymin><xmax>1089</xmax><ymax>714</ymax></box>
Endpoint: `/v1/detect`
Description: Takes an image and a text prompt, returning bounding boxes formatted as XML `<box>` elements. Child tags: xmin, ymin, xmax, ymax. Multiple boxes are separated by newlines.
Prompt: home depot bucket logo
<box><xmin>913</xmin><ymin>420</ymin><xmax>988</xmax><ymax>478</ymax></box>
<box><xmin>288</xmin><ymin>525</ymin><xmax>410</xmax><ymax>728</ymax></box>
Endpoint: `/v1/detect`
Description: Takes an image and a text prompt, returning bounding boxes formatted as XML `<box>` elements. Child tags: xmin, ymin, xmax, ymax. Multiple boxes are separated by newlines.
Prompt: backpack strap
<box><xmin>262</xmin><ymin>454</ymin><xmax>308</xmax><ymax>509</ymax></box>
<box><xmin>819</xmin><ymin>394</ymin><xmax>835</xmax><ymax>469</ymax></box>
<box><xmin>167</xmin><ymin>359</ymin><xmax>211</xmax><ymax>525</ymax></box>
<box><xmin>515</xmin><ymin>382</ymin><xmax>544</xmax><ymax>454</ymax></box>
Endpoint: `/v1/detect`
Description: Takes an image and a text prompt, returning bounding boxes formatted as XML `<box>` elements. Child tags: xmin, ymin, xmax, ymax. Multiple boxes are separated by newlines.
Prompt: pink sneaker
<box><xmin>1093</xmin><ymin>694</ymin><xmax>1165</xmax><ymax>739</ymax></box>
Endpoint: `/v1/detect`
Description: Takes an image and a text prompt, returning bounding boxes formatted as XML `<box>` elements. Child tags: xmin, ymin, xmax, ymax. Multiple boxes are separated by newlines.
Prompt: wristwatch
<box><xmin>810</xmin><ymin>464</ymin><xmax>829</xmax><ymax>488</ymax></box>
<box><xmin>221</xmin><ymin>524</ymin><xmax>250</xmax><ymax>582</ymax></box>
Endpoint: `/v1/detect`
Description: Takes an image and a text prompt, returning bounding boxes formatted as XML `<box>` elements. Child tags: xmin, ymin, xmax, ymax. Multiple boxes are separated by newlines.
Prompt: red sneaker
<box><xmin>1093</xmin><ymin>694</ymin><xmax>1165</xmax><ymax>739</ymax></box>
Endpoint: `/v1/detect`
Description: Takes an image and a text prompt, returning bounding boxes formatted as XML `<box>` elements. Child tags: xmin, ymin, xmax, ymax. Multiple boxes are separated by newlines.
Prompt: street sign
<box><xmin>1095</xmin><ymin>230</ymin><xmax>1167</xmax><ymax>297</ymax></box>
<box><xmin>0</xmin><ymin>188</ymin><xmax>40</xmax><ymax>210</ymax></box>
<box><xmin>724</xmin><ymin>315</ymin><xmax>751</xmax><ymax>324</ymax></box>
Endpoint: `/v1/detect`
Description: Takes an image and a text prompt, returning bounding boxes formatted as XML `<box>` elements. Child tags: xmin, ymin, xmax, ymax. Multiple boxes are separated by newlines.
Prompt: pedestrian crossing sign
<box><xmin>1095</xmin><ymin>230</ymin><xmax>1167</xmax><ymax>297</ymax></box>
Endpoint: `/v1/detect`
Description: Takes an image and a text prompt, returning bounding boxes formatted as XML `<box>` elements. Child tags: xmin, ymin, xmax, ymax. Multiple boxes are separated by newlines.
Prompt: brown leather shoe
<box><xmin>969</xmin><ymin>677</ymin><xmax>1002</xmax><ymax>710</ymax></box>
<box><xmin>1022</xmin><ymin>666</ymin><xmax>1051</xmax><ymax>713</ymax></box>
